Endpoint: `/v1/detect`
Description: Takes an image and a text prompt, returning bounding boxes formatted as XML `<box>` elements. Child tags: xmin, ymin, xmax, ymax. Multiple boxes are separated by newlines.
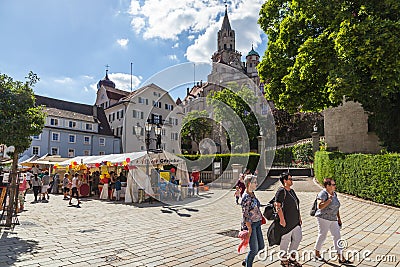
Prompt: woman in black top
<box><xmin>275</xmin><ymin>172</ymin><xmax>302</xmax><ymax>267</ymax></box>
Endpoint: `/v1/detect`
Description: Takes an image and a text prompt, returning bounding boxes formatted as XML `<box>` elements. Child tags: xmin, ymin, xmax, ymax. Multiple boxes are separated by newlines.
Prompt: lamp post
<box><xmin>312</xmin><ymin>123</ymin><xmax>319</xmax><ymax>155</ymax></box>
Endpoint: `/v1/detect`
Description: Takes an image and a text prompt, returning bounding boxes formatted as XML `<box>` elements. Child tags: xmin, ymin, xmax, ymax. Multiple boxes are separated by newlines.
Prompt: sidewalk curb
<box><xmin>312</xmin><ymin>177</ymin><xmax>400</xmax><ymax>211</ymax></box>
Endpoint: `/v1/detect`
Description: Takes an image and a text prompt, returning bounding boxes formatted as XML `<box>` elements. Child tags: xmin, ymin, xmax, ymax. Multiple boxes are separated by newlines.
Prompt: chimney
<box><xmin>200</xmin><ymin>80</ymin><xmax>202</xmax><ymax>86</ymax></box>
<box><xmin>187</xmin><ymin>87</ymin><xmax>189</xmax><ymax>96</ymax></box>
<box><xmin>93</xmin><ymin>105</ymin><xmax>98</xmax><ymax>119</ymax></box>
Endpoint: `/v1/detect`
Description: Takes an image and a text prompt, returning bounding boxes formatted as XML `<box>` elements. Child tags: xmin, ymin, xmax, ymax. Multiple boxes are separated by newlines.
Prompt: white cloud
<box><xmin>108</xmin><ymin>73</ymin><xmax>142</xmax><ymax>91</ymax></box>
<box><xmin>117</xmin><ymin>38</ymin><xmax>129</xmax><ymax>48</ymax></box>
<box><xmin>128</xmin><ymin>0</ymin><xmax>265</xmax><ymax>62</ymax></box>
<box><xmin>172</xmin><ymin>43</ymin><xmax>179</xmax><ymax>48</ymax></box>
<box><xmin>54</xmin><ymin>77</ymin><xmax>73</xmax><ymax>84</ymax></box>
<box><xmin>168</xmin><ymin>54</ymin><xmax>178</xmax><ymax>61</ymax></box>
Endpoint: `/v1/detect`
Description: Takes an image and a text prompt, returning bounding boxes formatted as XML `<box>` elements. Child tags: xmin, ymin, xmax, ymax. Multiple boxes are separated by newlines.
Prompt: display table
<box><xmin>113</xmin><ymin>187</ymin><xmax>126</xmax><ymax>198</ymax></box>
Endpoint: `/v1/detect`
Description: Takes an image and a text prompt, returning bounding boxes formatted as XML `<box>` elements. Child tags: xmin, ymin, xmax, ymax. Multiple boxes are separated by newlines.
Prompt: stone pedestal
<box><xmin>257</xmin><ymin>135</ymin><xmax>267</xmax><ymax>179</ymax></box>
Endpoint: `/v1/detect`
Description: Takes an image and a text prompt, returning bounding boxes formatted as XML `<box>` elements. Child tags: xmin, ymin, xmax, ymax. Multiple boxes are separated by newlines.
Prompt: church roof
<box><xmin>97</xmin><ymin>70</ymin><xmax>115</xmax><ymax>89</ymax></box>
<box><xmin>221</xmin><ymin>6</ymin><xmax>231</xmax><ymax>31</ymax></box>
<box><xmin>35</xmin><ymin>95</ymin><xmax>114</xmax><ymax>136</ymax></box>
<box><xmin>247</xmin><ymin>45</ymin><xmax>259</xmax><ymax>57</ymax></box>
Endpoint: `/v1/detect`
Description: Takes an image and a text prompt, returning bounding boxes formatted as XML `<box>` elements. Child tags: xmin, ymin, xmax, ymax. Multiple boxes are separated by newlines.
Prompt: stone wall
<box><xmin>324</xmin><ymin>101</ymin><xmax>381</xmax><ymax>154</ymax></box>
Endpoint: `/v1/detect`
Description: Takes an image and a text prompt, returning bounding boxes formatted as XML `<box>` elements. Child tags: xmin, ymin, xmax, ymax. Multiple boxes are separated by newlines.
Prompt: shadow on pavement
<box><xmin>0</xmin><ymin>231</ymin><xmax>39</xmax><ymax>266</ymax></box>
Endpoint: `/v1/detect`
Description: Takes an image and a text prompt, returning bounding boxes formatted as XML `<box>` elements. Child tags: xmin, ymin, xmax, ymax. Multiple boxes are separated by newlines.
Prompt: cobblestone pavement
<box><xmin>1</xmin><ymin>177</ymin><xmax>399</xmax><ymax>267</ymax></box>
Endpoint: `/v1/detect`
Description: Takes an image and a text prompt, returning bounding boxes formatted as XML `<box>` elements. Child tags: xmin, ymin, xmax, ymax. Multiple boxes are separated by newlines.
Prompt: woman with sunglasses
<box><xmin>275</xmin><ymin>172</ymin><xmax>302</xmax><ymax>267</ymax></box>
<box><xmin>314</xmin><ymin>178</ymin><xmax>351</xmax><ymax>264</ymax></box>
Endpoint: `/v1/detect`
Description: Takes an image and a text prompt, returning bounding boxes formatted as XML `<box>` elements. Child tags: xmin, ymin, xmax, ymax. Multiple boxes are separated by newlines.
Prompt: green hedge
<box><xmin>178</xmin><ymin>153</ymin><xmax>260</xmax><ymax>172</ymax></box>
<box><xmin>314</xmin><ymin>151</ymin><xmax>400</xmax><ymax>207</ymax></box>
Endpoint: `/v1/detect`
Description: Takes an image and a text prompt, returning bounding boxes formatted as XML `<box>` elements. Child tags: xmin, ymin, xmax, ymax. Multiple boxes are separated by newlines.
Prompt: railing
<box><xmin>275</xmin><ymin>136</ymin><xmax>325</xmax><ymax>150</ymax></box>
<box><xmin>200</xmin><ymin>170</ymin><xmax>234</xmax><ymax>184</ymax></box>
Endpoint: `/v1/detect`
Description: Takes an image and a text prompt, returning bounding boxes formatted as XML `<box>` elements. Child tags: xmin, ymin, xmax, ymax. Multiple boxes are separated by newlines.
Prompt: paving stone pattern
<box><xmin>0</xmin><ymin>177</ymin><xmax>399</xmax><ymax>267</ymax></box>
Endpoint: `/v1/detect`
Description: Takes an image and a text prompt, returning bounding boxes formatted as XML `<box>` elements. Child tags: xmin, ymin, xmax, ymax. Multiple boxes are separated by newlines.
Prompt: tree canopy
<box><xmin>206</xmin><ymin>83</ymin><xmax>260</xmax><ymax>151</ymax></box>
<box><xmin>0</xmin><ymin>72</ymin><xmax>45</xmax><ymax>153</ymax></box>
<box><xmin>181</xmin><ymin>110</ymin><xmax>213</xmax><ymax>151</ymax></box>
<box><xmin>258</xmin><ymin>0</ymin><xmax>400</xmax><ymax>151</ymax></box>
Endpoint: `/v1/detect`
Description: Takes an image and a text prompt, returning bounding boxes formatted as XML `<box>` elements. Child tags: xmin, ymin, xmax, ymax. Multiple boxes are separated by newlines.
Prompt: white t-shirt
<box><xmin>72</xmin><ymin>177</ymin><xmax>79</xmax><ymax>188</ymax></box>
<box><xmin>188</xmin><ymin>181</ymin><xmax>193</xmax><ymax>189</ymax></box>
<box><xmin>26</xmin><ymin>172</ymin><xmax>32</xmax><ymax>181</ymax></box>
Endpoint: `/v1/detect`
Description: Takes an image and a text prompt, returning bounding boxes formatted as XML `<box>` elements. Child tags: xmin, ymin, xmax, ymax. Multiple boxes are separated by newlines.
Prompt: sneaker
<box><xmin>69</xmin><ymin>202</ymin><xmax>72</xmax><ymax>205</ymax></box>
<box><xmin>242</xmin><ymin>260</ymin><xmax>246</xmax><ymax>266</ymax></box>
<box><xmin>76</xmin><ymin>205</ymin><xmax>81</xmax><ymax>208</ymax></box>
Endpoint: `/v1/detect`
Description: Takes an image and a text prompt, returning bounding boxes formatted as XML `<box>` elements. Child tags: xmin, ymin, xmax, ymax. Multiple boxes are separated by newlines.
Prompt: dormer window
<box><xmin>50</xmin><ymin>118</ymin><xmax>59</xmax><ymax>126</ymax></box>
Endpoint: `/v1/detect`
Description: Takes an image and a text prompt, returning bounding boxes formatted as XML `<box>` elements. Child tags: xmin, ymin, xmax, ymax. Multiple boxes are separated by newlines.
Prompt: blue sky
<box><xmin>0</xmin><ymin>0</ymin><xmax>267</xmax><ymax>104</ymax></box>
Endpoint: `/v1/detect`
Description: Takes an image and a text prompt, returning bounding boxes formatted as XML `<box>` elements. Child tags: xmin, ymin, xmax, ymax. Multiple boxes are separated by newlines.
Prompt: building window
<box><xmin>84</xmin><ymin>136</ymin><xmax>91</xmax><ymax>145</ymax></box>
<box><xmin>52</xmin><ymin>132</ymin><xmax>60</xmax><ymax>142</ymax></box>
<box><xmin>99</xmin><ymin>138</ymin><xmax>105</xmax><ymax>146</ymax></box>
<box><xmin>83</xmin><ymin>150</ymin><xmax>90</xmax><ymax>156</ymax></box>
<box><xmin>32</xmin><ymin>146</ymin><xmax>40</xmax><ymax>155</ymax></box>
<box><xmin>99</xmin><ymin>151</ymin><xmax>105</xmax><ymax>155</ymax></box>
<box><xmin>69</xmin><ymin>121</ymin><xmax>76</xmax><ymax>128</ymax></box>
<box><xmin>50</xmin><ymin>118</ymin><xmax>59</xmax><ymax>126</ymax></box>
<box><xmin>120</xmin><ymin>110</ymin><xmax>124</xmax><ymax>119</ymax></box>
<box><xmin>175</xmin><ymin>118</ymin><xmax>179</xmax><ymax>125</ymax></box>
<box><xmin>109</xmin><ymin>114</ymin><xmax>112</xmax><ymax>122</ymax></box>
<box><xmin>140</xmin><ymin>146</ymin><xmax>144</xmax><ymax>150</ymax></box>
<box><xmin>117</xmin><ymin>111</ymin><xmax>120</xmax><ymax>119</ymax></box>
<box><xmin>51</xmin><ymin>147</ymin><xmax>59</xmax><ymax>155</ymax></box>
<box><xmin>32</xmin><ymin>134</ymin><xmax>41</xmax><ymax>140</ymax></box>
<box><xmin>69</xmin><ymin>134</ymin><xmax>76</xmax><ymax>143</ymax></box>
<box><xmin>86</xmin><ymin>123</ymin><xmax>93</xmax><ymax>131</ymax></box>
<box><xmin>68</xmin><ymin>149</ymin><xmax>75</xmax><ymax>158</ymax></box>
<box><xmin>112</xmin><ymin>113</ymin><xmax>115</xmax><ymax>121</ymax></box>
<box><xmin>162</xmin><ymin>128</ymin><xmax>166</xmax><ymax>136</ymax></box>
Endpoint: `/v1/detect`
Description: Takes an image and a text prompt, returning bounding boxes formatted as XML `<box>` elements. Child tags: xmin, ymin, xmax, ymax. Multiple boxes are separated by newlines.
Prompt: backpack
<box><xmin>263</xmin><ymin>188</ymin><xmax>286</xmax><ymax>221</ymax></box>
<box><xmin>310</xmin><ymin>196</ymin><xmax>318</xmax><ymax>216</ymax></box>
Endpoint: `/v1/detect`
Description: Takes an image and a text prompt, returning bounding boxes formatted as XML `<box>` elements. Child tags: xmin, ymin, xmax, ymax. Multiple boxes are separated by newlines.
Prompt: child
<box><xmin>115</xmin><ymin>177</ymin><xmax>122</xmax><ymax>201</ymax></box>
<box><xmin>234</xmin><ymin>185</ymin><xmax>241</xmax><ymax>204</ymax></box>
<box><xmin>188</xmin><ymin>178</ymin><xmax>194</xmax><ymax>197</ymax></box>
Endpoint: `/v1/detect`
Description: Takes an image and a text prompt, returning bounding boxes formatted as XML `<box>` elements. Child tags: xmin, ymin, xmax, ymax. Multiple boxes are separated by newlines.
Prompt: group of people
<box><xmin>239</xmin><ymin>172</ymin><xmax>351</xmax><ymax>267</ymax></box>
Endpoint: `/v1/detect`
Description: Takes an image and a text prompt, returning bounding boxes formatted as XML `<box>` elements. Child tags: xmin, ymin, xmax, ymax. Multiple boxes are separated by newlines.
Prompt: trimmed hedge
<box><xmin>314</xmin><ymin>151</ymin><xmax>400</xmax><ymax>207</ymax></box>
<box><xmin>178</xmin><ymin>153</ymin><xmax>260</xmax><ymax>172</ymax></box>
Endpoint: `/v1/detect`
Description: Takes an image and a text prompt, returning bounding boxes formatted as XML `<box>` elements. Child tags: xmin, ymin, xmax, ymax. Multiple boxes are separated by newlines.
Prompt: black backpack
<box><xmin>263</xmin><ymin>189</ymin><xmax>286</xmax><ymax>221</ymax></box>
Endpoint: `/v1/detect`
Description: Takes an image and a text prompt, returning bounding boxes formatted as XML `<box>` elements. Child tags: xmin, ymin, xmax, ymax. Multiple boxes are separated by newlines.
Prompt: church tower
<box><xmin>211</xmin><ymin>5</ymin><xmax>243</xmax><ymax>70</ymax></box>
<box><xmin>246</xmin><ymin>45</ymin><xmax>260</xmax><ymax>86</ymax></box>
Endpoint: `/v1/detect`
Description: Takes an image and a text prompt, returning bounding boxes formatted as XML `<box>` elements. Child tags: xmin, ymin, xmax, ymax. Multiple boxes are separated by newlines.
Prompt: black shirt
<box><xmin>275</xmin><ymin>187</ymin><xmax>301</xmax><ymax>234</ymax></box>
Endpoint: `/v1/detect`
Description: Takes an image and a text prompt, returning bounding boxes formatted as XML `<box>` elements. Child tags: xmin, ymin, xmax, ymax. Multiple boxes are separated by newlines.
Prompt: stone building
<box><xmin>324</xmin><ymin>101</ymin><xmax>381</xmax><ymax>153</ymax></box>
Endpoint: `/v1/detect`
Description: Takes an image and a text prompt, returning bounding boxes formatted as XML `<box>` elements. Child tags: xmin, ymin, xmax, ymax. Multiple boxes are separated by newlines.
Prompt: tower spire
<box><xmin>221</xmin><ymin>1</ymin><xmax>231</xmax><ymax>31</ymax></box>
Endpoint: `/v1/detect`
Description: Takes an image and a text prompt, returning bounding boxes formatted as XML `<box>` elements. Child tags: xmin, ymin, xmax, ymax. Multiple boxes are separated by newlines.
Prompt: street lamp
<box><xmin>155</xmin><ymin>125</ymin><xmax>162</xmax><ymax>150</ymax></box>
<box><xmin>145</xmin><ymin>121</ymin><xmax>152</xmax><ymax>151</ymax></box>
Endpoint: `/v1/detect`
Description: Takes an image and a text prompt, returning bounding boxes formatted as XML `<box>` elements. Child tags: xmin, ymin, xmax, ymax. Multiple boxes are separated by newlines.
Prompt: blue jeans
<box><xmin>246</xmin><ymin>220</ymin><xmax>265</xmax><ymax>267</ymax></box>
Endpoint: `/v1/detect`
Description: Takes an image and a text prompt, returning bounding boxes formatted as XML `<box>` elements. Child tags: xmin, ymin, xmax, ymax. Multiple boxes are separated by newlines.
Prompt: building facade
<box><xmin>20</xmin><ymin>95</ymin><xmax>120</xmax><ymax>160</ymax></box>
<box><xmin>95</xmin><ymin>77</ymin><xmax>182</xmax><ymax>154</ymax></box>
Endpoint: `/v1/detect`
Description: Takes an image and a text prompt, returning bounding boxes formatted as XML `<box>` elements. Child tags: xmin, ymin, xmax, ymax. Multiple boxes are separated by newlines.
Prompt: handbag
<box><xmin>261</xmin><ymin>215</ymin><xmax>266</xmax><ymax>225</ymax></box>
<box><xmin>263</xmin><ymin>189</ymin><xmax>286</xmax><ymax>221</ymax></box>
<box><xmin>310</xmin><ymin>196</ymin><xmax>318</xmax><ymax>216</ymax></box>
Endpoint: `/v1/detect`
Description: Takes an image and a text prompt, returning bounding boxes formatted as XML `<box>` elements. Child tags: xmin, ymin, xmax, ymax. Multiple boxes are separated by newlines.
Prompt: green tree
<box><xmin>206</xmin><ymin>83</ymin><xmax>259</xmax><ymax>151</ymax></box>
<box><xmin>258</xmin><ymin>0</ymin><xmax>400</xmax><ymax>151</ymax></box>
<box><xmin>0</xmin><ymin>72</ymin><xmax>45</xmax><ymax>226</ymax></box>
<box><xmin>181</xmin><ymin>110</ymin><xmax>213</xmax><ymax>153</ymax></box>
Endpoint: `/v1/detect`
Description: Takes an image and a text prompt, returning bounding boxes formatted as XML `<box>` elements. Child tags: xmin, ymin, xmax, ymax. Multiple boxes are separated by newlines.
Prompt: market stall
<box><xmin>58</xmin><ymin>151</ymin><xmax>189</xmax><ymax>203</ymax></box>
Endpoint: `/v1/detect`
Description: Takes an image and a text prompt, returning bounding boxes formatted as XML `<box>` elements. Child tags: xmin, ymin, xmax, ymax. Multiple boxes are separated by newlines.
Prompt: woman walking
<box><xmin>275</xmin><ymin>172</ymin><xmax>302</xmax><ymax>267</ymax></box>
<box><xmin>314</xmin><ymin>178</ymin><xmax>351</xmax><ymax>264</ymax></box>
<box><xmin>241</xmin><ymin>174</ymin><xmax>265</xmax><ymax>267</ymax></box>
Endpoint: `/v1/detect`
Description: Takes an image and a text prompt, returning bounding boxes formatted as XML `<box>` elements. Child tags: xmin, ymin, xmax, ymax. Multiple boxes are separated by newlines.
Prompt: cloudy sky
<box><xmin>0</xmin><ymin>0</ymin><xmax>267</xmax><ymax>104</ymax></box>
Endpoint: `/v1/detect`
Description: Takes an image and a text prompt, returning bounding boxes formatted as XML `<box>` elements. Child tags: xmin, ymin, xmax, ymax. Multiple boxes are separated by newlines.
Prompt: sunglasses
<box><xmin>287</xmin><ymin>178</ymin><xmax>293</xmax><ymax>181</ymax></box>
<box><xmin>330</xmin><ymin>183</ymin><xmax>336</xmax><ymax>186</ymax></box>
